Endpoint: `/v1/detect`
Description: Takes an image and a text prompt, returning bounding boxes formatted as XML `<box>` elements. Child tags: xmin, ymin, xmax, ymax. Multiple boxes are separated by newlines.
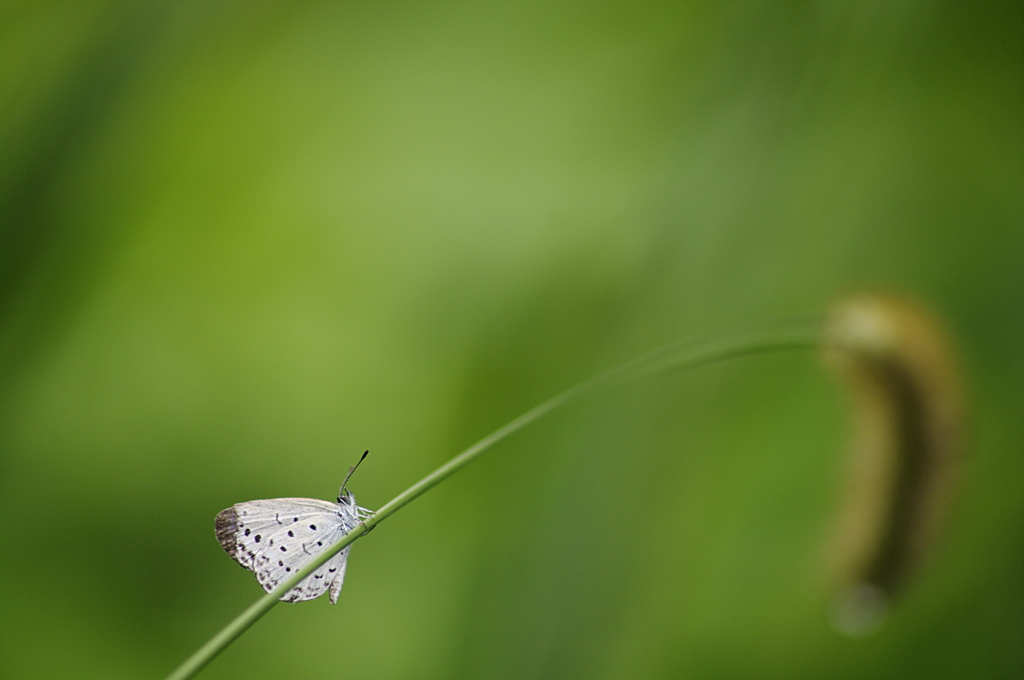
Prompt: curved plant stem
<box><xmin>164</xmin><ymin>323</ymin><xmax>820</xmax><ymax>680</ymax></box>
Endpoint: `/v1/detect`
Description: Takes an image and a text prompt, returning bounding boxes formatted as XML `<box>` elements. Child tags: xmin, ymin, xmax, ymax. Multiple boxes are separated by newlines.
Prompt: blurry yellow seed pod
<box><xmin>823</xmin><ymin>295</ymin><xmax>965</xmax><ymax>635</ymax></box>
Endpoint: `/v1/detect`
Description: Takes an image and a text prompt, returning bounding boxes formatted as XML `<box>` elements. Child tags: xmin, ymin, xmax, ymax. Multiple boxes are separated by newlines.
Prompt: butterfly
<box><xmin>214</xmin><ymin>451</ymin><xmax>371</xmax><ymax>604</ymax></box>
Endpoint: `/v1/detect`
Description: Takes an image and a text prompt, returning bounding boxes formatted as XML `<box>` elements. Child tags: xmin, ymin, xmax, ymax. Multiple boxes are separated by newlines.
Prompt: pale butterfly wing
<box><xmin>215</xmin><ymin>497</ymin><xmax>364</xmax><ymax>604</ymax></box>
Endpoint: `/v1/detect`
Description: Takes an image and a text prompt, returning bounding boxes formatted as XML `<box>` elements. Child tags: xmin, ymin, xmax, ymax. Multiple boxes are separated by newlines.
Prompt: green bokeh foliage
<box><xmin>0</xmin><ymin>1</ymin><xmax>1021</xmax><ymax>679</ymax></box>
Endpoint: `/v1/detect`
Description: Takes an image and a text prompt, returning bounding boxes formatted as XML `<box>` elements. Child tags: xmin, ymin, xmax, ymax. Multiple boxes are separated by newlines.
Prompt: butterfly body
<box><xmin>215</xmin><ymin>492</ymin><xmax>370</xmax><ymax>604</ymax></box>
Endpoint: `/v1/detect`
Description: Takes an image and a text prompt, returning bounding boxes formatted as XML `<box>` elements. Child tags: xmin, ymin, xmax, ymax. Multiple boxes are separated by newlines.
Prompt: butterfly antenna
<box><xmin>341</xmin><ymin>450</ymin><xmax>369</xmax><ymax>496</ymax></box>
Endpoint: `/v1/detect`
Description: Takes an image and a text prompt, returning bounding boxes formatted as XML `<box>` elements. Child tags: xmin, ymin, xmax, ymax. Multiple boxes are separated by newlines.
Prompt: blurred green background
<box><xmin>1</xmin><ymin>1</ymin><xmax>1020</xmax><ymax>679</ymax></box>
